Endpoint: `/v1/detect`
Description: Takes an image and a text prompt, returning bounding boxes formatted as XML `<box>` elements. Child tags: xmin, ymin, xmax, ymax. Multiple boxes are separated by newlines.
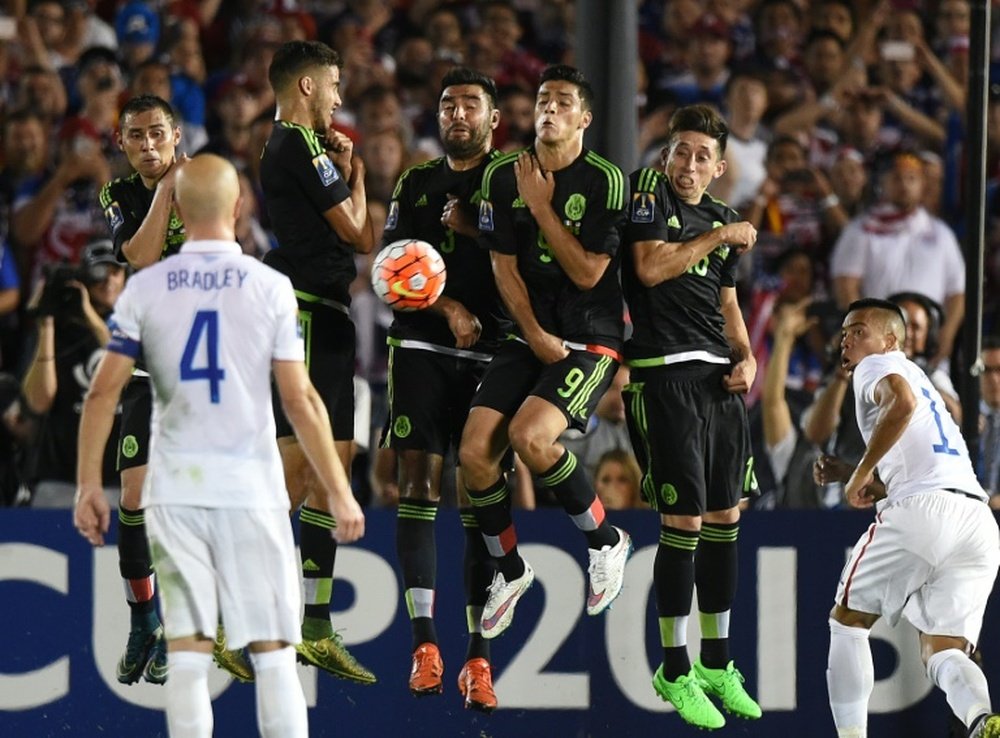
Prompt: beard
<box><xmin>442</xmin><ymin>124</ymin><xmax>489</xmax><ymax>160</ymax></box>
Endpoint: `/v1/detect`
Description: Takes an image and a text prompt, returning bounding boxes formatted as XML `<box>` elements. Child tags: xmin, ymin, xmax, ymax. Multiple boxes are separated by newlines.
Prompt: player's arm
<box><xmin>833</xmin><ymin>275</ymin><xmax>862</xmax><ymax>312</ymax></box>
<box><xmin>631</xmin><ymin>221</ymin><xmax>757</xmax><ymax>288</ymax></box>
<box><xmin>121</xmin><ymin>156</ymin><xmax>189</xmax><ymax>269</ymax></box>
<box><xmin>273</xmin><ymin>359</ymin><xmax>365</xmax><ymax>543</ymax></box>
<box><xmin>75</xmin><ymin>350</ymin><xmax>135</xmax><ymax>546</ymax></box>
<box><xmin>22</xmin><ymin>314</ymin><xmax>56</xmax><ymax>415</ymax></box>
<box><xmin>844</xmin><ymin>373</ymin><xmax>916</xmax><ymax>507</ymax></box>
<box><xmin>491</xmin><ymin>251</ymin><xmax>567</xmax><ymax>364</ymax></box>
<box><xmin>720</xmin><ymin>285</ymin><xmax>756</xmax><ymax>394</ymax></box>
<box><xmin>515</xmin><ymin>151</ymin><xmax>609</xmax><ymax>290</ymax></box>
<box><xmin>428</xmin><ymin>296</ymin><xmax>481</xmax><ymax>349</ymax></box>
<box><xmin>322</xmin><ymin>134</ymin><xmax>375</xmax><ymax>254</ymax></box>
<box><xmin>763</xmin><ymin>301</ymin><xmax>811</xmax><ymax>447</ymax></box>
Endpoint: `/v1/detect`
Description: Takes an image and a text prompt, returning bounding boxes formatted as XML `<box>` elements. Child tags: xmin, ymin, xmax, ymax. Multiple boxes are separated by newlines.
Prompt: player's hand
<box><xmin>443</xmin><ymin>301</ymin><xmax>482</xmax><ymax>349</ymax></box>
<box><xmin>719</xmin><ymin>221</ymin><xmax>757</xmax><ymax>255</ymax></box>
<box><xmin>74</xmin><ymin>484</ymin><xmax>110</xmax><ymax>546</ymax></box>
<box><xmin>527</xmin><ymin>330</ymin><xmax>569</xmax><ymax>364</ymax></box>
<box><xmin>813</xmin><ymin>454</ymin><xmax>853</xmax><ymax>485</ymax></box>
<box><xmin>159</xmin><ymin>153</ymin><xmax>191</xmax><ymax>192</ymax></box>
<box><xmin>441</xmin><ymin>193</ymin><xmax>478</xmax><ymax>237</ymax></box>
<box><xmin>844</xmin><ymin>466</ymin><xmax>878</xmax><ymax>509</ymax></box>
<box><xmin>325</xmin><ymin>130</ymin><xmax>354</xmax><ymax>179</ymax></box>
<box><xmin>723</xmin><ymin>355</ymin><xmax>756</xmax><ymax>394</ymax></box>
<box><xmin>514</xmin><ymin>151</ymin><xmax>554</xmax><ymax>214</ymax></box>
<box><xmin>330</xmin><ymin>495</ymin><xmax>365</xmax><ymax>544</ymax></box>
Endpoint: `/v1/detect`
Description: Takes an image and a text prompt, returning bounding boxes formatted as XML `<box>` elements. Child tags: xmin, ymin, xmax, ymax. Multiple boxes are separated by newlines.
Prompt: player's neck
<box><xmin>447</xmin><ymin>149</ymin><xmax>490</xmax><ymax>172</ymax></box>
<box><xmin>534</xmin><ymin>137</ymin><xmax>583</xmax><ymax>172</ymax></box>
<box><xmin>274</xmin><ymin>99</ymin><xmax>311</xmax><ymax>130</ymax></box>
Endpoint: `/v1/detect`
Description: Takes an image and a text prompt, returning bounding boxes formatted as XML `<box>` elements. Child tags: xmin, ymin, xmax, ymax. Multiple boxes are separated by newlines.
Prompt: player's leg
<box><xmin>115</xmin><ymin>377</ymin><xmax>165</xmax><ymax>685</ymax></box>
<box><xmin>623</xmin><ymin>371</ymin><xmax>723</xmax><ymax>729</ymax></box>
<box><xmin>456</xmin><ymin>467</ymin><xmax>498</xmax><ymax>712</ymax></box>
<box><xmin>923</xmin><ymin>634</ymin><xmax>996</xmax><ymax>736</ymax></box>
<box><xmin>692</xmin><ymin>378</ymin><xmax>761</xmax><ymax>719</ymax></box>
<box><xmin>248</xmin><ymin>642</ymin><xmax>307</xmax><ymax>738</ymax></box>
<box><xmin>513</xmin><ymin>353</ymin><xmax>631</xmax><ymax>616</ymax></box>
<box><xmin>827</xmin><ymin>604</ymin><xmax>879</xmax><ymax>738</ymax></box>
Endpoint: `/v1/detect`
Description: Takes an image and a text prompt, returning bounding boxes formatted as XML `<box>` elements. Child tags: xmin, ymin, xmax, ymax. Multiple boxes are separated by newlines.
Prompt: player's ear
<box><xmin>298</xmin><ymin>74</ymin><xmax>313</xmax><ymax>96</ymax></box>
<box><xmin>234</xmin><ymin>194</ymin><xmax>243</xmax><ymax>223</ymax></box>
<box><xmin>579</xmin><ymin>109</ymin><xmax>593</xmax><ymax>131</ymax></box>
<box><xmin>713</xmin><ymin>158</ymin><xmax>728</xmax><ymax>179</ymax></box>
<box><xmin>172</xmin><ymin>126</ymin><xmax>181</xmax><ymax>147</ymax></box>
<box><xmin>490</xmin><ymin>107</ymin><xmax>500</xmax><ymax>131</ymax></box>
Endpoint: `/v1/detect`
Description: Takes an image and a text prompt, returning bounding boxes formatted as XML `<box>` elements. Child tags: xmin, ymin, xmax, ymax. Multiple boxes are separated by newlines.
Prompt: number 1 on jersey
<box><xmin>921</xmin><ymin>387</ymin><xmax>959</xmax><ymax>456</ymax></box>
<box><xmin>180</xmin><ymin>310</ymin><xmax>226</xmax><ymax>404</ymax></box>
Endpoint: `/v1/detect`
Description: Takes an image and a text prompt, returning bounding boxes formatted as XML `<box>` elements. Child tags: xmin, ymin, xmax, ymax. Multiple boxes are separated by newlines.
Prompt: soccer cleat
<box><xmin>141</xmin><ymin>628</ymin><xmax>168</xmax><ymax>685</ymax></box>
<box><xmin>296</xmin><ymin>633</ymin><xmax>377</xmax><ymax>684</ymax></box>
<box><xmin>971</xmin><ymin>714</ymin><xmax>1000</xmax><ymax>738</ymax></box>
<box><xmin>481</xmin><ymin>561</ymin><xmax>535</xmax><ymax>639</ymax></box>
<box><xmin>692</xmin><ymin>659</ymin><xmax>762</xmax><ymax>719</ymax></box>
<box><xmin>586</xmin><ymin>526</ymin><xmax>633</xmax><ymax>616</ymax></box>
<box><xmin>457</xmin><ymin>658</ymin><xmax>498</xmax><ymax>713</ymax></box>
<box><xmin>653</xmin><ymin>665</ymin><xmax>726</xmax><ymax>730</ymax></box>
<box><xmin>213</xmin><ymin>625</ymin><xmax>255</xmax><ymax>683</ymax></box>
<box><xmin>117</xmin><ymin>625</ymin><xmax>160</xmax><ymax>684</ymax></box>
<box><xmin>408</xmin><ymin>643</ymin><xmax>444</xmax><ymax>696</ymax></box>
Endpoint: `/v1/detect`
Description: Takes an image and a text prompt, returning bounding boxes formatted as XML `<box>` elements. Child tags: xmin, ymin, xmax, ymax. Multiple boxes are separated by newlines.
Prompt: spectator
<box><xmin>115</xmin><ymin>1</ymin><xmax>160</xmax><ymax>73</ymax></box>
<box><xmin>200</xmin><ymin>73</ymin><xmax>258</xmax><ymax>173</ymax></box>
<box><xmin>660</xmin><ymin>13</ymin><xmax>732</xmax><ymax>109</ymax></box>
<box><xmin>496</xmin><ymin>84</ymin><xmax>535</xmax><ymax>151</ymax></box>
<box><xmin>128</xmin><ymin>58</ymin><xmax>208</xmax><ymax>155</ymax></box>
<box><xmin>752</xmin><ymin>0</ymin><xmax>805</xmax><ymax>71</ymax></box>
<box><xmin>831</xmin><ymin>151</ymin><xmax>964</xmax><ymax>365</ymax></box>
<box><xmin>828</xmin><ymin>147</ymin><xmax>870</xmax><ymax>217</ymax></box>
<box><xmin>14</xmin><ymin>65</ymin><xmax>68</xmax><ymax>130</ymax></box>
<box><xmin>359</xmin><ymin>127</ymin><xmax>407</xmax><ymax>205</ymax></box>
<box><xmin>593</xmin><ymin>448</ymin><xmax>644</xmax><ymax>511</ymax></box>
<box><xmin>978</xmin><ymin>336</ymin><xmax>1000</xmax><ymax>508</ymax></box>
<box><xmin>715</xmin><ymin>69</ymin><xmax>769</xmax><ymax>211</ymax></box>
<box><xmin>23</xmin><ymin>239</ymin><xmax>124</xmax><ymax>508</ymax></box>
<box><xmin>810</xmin><ymin>0</ymin><xmax>854</xmax><ymax>44</ymax></box>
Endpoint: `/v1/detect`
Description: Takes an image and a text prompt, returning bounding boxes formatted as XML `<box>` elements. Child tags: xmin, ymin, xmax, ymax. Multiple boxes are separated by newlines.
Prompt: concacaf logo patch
<box><xmin>385</xmin><ymin>200</ymin><xmax>399</xmax><ymax>231</ymax></box>
<box><xmin>631</xmin><ymin>192</ymin><xmax>655</xmax><ymax>223</ymax></box>
<box><xmin>105</xmin><ymin>202</ymin><xmax>124</xmax><ymax>233</ymax></box>
<box><xmin>312</xmin><ymin>153</ymin><xmax>339</xmax><ymax>187</ymax></box>
<box><xmin>478</xmin><ymin>201</ymin><xmax>495</xmax><ymax>232</ymax></box>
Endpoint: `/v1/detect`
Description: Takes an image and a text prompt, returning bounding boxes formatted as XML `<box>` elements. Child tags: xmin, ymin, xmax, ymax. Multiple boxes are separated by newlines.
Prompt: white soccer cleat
<box><xmin>480</xmin><ymin>562</ymin><xmax>535</xmax><ymax>639</ymax></box>
<box><xmin>586</xmin><ymin>526</ymin><xmax>633</xmax><ymax>615</ymax></box>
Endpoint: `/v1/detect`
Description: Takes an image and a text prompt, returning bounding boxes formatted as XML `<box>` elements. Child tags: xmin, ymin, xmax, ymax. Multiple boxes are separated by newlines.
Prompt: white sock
<box><xmin>252</xmin><ymin>647</ymin><xmax>308</xmax><ymax>738</ymax></box>
<box><xmin>165</xmin><ymin>651</ymin><xmax>213</xmax><ymax>738</ymax></box>
<box><xmin>926</xmin><ymin>648</ymin><xmax>992</xmax><ymax>727</ymax></box>
<box><xmin>827</xmin><ymin>618</ymin><xmax>873</xmax><ymax>737</ymax></box>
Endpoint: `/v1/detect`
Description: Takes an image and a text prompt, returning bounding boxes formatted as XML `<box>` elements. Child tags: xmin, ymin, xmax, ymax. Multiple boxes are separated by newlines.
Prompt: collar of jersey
<box><xmin>179</xmin><ymin>240</ymin><xmax>242</xmax><ymax>255</ymax></box>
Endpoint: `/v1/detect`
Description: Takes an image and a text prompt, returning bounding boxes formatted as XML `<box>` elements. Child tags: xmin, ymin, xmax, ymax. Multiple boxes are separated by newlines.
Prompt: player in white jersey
<box><xmin>73</xmin><ymin>154</ymin><xmax>365</xmax><ymax>738</ymax></box>
<box><xmin>825</xmin><ymin>298</ymin><xmax>1000</xmax><ymax>738</ymax></box>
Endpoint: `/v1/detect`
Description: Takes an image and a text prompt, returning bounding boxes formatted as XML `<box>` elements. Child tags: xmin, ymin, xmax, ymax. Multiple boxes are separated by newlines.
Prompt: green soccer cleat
<box><xmin>296</xmin><ymin>633</ymin><xmax>377</xmax><ymax>685</ymax></box>
<box><xmin>653</xmin><ymin>665</ymin><xmax>725</xmax><ymax>730</ymax></box>
<box><xmin>213</xmin><ymin>625</ymin><xmax>255</xmax><ymax>683</ymax></box>
<box><xmin>142</xmin><ymin>628</ymin><xmax>168</xmax><ymax>685</ymax></box>
<box><xmin>971</xmin><ymin>714</ymin><xmax>1000</xmax><ymax>738</ymax></box>
<box><xmin>692</xmin><ymin>659</ymin><xmax>762</xmax><ymax>720</ymax></box>
<box><xmin>117</xmin><ymin>625</ymin><xmax>160</xmax><ymax>685</ymax></box>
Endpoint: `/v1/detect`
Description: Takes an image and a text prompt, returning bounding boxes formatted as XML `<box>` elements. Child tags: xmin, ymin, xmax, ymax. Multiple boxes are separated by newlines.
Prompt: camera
<box><xmin>37</xmin><ymin>263</ymin><xmax>85</xmax><ymax>317</ymax></box>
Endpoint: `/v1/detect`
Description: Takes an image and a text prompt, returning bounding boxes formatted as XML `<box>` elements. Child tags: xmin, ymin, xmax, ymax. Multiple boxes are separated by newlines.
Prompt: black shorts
<box><xmin>471</xmin><ymin>340</ymin><xmax>619</xmax><ymax>432</ymax></box>
<box><xmin>385</xmin><ymin>345</ymin><xmax>488</xmax><ymax>456</ymax></box>
<box><xmin>117</xmin><ymin>375</ymin><xmax>151</xmax><ymax>471</ymax></box>
<box><xmin>273</xmin><ymin>300</ymin><xmax>355</xmax><ymax>441</ymax></box>
<box><xmin>624</xmin><ymin>362</ymin><xmax>754</xmax><ymax>515</ymax></box>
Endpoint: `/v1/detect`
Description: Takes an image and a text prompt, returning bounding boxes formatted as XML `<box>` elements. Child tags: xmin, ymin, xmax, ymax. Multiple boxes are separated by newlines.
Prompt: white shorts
<box><xmin>146</xmin><ymin>506</ymin><xmax>301</xmax><ymax>650</ymax></box>
<box><xmin>835</xmin><ymin>490</ymin><xmax>1000</xmax><ymax>646</ymax></box>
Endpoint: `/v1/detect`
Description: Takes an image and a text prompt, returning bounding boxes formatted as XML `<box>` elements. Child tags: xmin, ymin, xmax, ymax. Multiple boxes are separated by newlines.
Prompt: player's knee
<box><xmin>507</xmin><ymin>420</ymin><xmax>548</xmax><ymax>467</ymax></box>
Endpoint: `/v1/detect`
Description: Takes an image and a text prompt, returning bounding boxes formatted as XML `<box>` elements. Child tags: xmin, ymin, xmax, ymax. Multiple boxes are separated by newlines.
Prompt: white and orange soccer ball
<box><xmin>370</xmin><ymin>239</ymin><xmax>447</xmax><ymax>311</ymax></box>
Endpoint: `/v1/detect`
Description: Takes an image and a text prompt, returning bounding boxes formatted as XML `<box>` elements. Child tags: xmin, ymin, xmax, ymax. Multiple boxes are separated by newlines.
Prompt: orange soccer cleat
<box><xmin>409</xmin><ymin>643</ymin><xmax>444</xmax><ymax>696</ymax></box>
<box><xmin>457</xmin><ymin>657</ymin><xmax>498</xmax><ymax>713</ymax></box>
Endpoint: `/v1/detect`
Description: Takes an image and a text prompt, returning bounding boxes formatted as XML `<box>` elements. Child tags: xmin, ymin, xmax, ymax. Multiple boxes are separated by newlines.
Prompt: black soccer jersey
<box><xmin>478</xmin><ymin>147</ymin><xmax>626</xmax><ymax>348</ymax></box>
<box><xmin>382</xmin><ymin>151</ymin><xmax>508</xmax><ymax>352</ymax></box>
<box><xmin>622</xmin><ymin>167</ymin><xmax>741</xmax><ymax>361</ymax></box>
<box><xmin>261</xmin><ymin>121</ymin><xmax>355</xmax><ymax>305</ymax></box>
<box><xmin>99</xmin><ymin>172</ymin><xmax>186</xmax><ymax>262</ymax></box>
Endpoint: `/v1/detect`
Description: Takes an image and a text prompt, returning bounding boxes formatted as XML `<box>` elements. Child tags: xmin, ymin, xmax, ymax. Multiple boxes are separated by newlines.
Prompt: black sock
<box><xmin>299</xmin><ymin>506</ymin><xmax>337</xmax><ymax>639</ymax></box>
<box><xmin>461</xmin><ymin>508</ymin><xmax>493</xmax><ymax>662</ymax></box>
<box><xmin>656</xmin><ymin>525</ymin><xmax>699</xmax><ymax>680</ymax></box>
<box><xmin>396</xmin><ymin>498</ymin><xmax>439</xmax><ymax>649</ymax></box>
<box><xmin>118</xmin><ymin>507</ymin><xmax>158</xmax><ymax>628</ymax></box>
<box><xmin>696</xmin><ymin>522</ymin><xmax>739</xmax><ymax>669</ymax></box>
<box><xmin>538</xmin><ymin>449</ymin><xmax>617</xmax><ymax>549</ymax></box>
<box><xmin>466</xmin><ymin>477</ymin><xmax>523</xmax><ymax>581</ymax></box>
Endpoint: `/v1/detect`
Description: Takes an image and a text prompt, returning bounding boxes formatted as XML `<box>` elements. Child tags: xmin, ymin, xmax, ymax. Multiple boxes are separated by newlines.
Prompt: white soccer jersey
<box><xmin>108</xmin><ymin>240</ymin><xmax>304</xmax><ymax>509</ymax></box>
<box><xmin>852</xmin><ymin>350</ymin><xmax>984</xmax><ymax>502</ymax></box>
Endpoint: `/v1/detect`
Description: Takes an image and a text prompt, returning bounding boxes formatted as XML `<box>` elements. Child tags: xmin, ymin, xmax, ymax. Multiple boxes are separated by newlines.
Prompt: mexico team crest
<box><xmin>312</xmin><ymin>153</ymin><xmax>340</xmax><ymax>187</ymax></box>
<box><xmin>565</xmin><ymin>193</ymin><xmax>586</xmax><ymax>221</ymax></box>
<box><xmin>631</xmin><ymin>192</ymin><xmax>655</xmax><ymax>223</ymax></box>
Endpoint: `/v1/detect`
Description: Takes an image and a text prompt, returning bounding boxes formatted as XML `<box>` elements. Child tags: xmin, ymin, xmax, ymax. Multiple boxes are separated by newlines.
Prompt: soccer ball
<box><xmin>370</xmin><ymin>239</ymin><xmax>447</xmax><ymax>311</ymax></box>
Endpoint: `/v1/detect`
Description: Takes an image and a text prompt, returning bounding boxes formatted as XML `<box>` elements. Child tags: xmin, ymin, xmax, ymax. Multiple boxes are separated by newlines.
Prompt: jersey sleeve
<box><xmin>381</xmin><ymin>166</ymin><xmax>417</xmax><ymax>246</ymax></box>
<box><xmin>477</xmin><ymin>158</ymin><xmax>517</xmax><ymax>255</ymax></box>
<box><xmin>579</xmin><ymin>155</ymin><xmax>626</xmax><ymax>256</ymax></box>
<box><xmin>106</xmin><ymin>279</ymin><xmax>143</xmax><ymax>359</ymax></box>
<box><xmin>853</xmin><ymin>353</ymin><xmax>898</xmax><ymax>405</ymax></box>
<box><xmin>278</xmin><ymin>132</ymin><xmax>351</xmax><ymax>216</ymax></box>
<box><xmin>271</xmin><ymin>275</ymin><xmax>306</xmax><ymax>362</ymax></box>
<box><xmin>623</xmin><ymin>168</ymin><xmax>671</xmax><ymax>245</ymax></box>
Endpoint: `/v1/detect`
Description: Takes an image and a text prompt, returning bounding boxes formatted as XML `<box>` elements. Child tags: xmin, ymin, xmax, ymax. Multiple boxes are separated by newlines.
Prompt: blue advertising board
<box><xmin>2</xmin><ymin>508</ymin><xmax>997</xmax><ymax>737</ymax></box>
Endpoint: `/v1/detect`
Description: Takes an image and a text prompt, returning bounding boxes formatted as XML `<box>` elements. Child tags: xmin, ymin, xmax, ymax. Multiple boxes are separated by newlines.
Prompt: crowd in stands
<box><xmin>0</xmin><ymin>0</ymin><xmax>997</xmax><ymax>511</ymax></box>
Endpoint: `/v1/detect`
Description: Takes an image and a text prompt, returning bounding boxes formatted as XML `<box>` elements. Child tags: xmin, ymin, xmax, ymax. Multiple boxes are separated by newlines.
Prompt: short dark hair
<box><xmin>268</xmin><ymin>41</ymin><xmax>341</xmax><ymax>94</ymax></box>
<box><xmin>667</xmin><ymin>104</ymin><xmax>729</xmax><ymax>156</ymax></box>
<box><xmin>119</xmin><ymin>94</ymin><xmax>176</xmax><ymax>129</ymax></box>
<box><xmin>440</xmin><ymin>67</ymin><xmax>498</xmax><ymax>108</ymax></box>
<box><xmin>804</xmin><ymin>29</ymin><xmax>847</xmax><ymax>52</ymax></box>
<box><xmin>539</xmin><ymin>64</ymin><xmax>594</xmax><ymax>111</ymax></box>
<box><xmin>3</xmin><ymin>107</ymin><xmax>45</xmax><ymax>133</ymax></box>
<box><xmin>847</xmin><ymin>297</ymin><xmax>907</xmax><ymax>325</ymax></box>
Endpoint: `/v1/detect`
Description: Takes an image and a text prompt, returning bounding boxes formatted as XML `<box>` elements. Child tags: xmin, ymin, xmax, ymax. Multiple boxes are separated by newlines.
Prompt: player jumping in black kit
<box><xmin>622</xmin><ymin>104</ymin><xmax>761</xmax><ymax>730</ymax></box>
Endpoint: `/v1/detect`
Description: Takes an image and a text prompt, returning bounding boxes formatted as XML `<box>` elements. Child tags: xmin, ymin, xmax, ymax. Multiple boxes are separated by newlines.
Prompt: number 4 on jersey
<box><xmin>180</xmin><ymin>310</ymin><xmax>226</xmax><ymax>404</ymax></box>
